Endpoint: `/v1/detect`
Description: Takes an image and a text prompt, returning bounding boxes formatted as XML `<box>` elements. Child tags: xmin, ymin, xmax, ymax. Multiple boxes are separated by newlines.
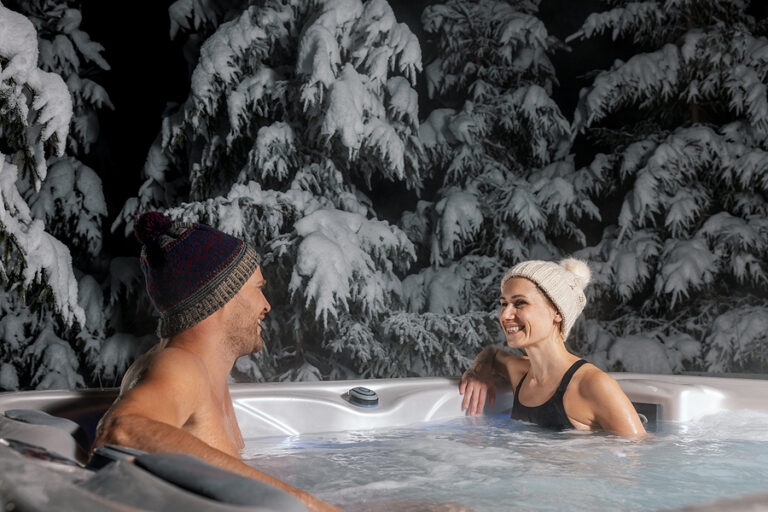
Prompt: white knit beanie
<box><xmin>500</xmin><ymin>258</ymin><xmax>591</xmax><ymax>341</ymax></box>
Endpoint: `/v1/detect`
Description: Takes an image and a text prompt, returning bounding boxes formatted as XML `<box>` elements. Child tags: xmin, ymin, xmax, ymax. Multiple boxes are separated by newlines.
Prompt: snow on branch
<box><xmin>429</xmin><ymin>187</ymin><xmax>483</xmax><ymax>265</ymax></box>
<box><xmin>162</xmin><ymin>0</ymin><xmax>423</xmax><ymax>200</ymax></box>
<box><xmin>568</xmin><ymin>2</ymin><xmax>664</xmax><ymax>44</ymax></box>
<box><xmin>614</xmin><ymin>125</ymin><xmax>768</xmax><ymax>236</ymax></box>
<box><xmin>168</xmin><ymin>0</ymin><xmax>242</xmax><ymax>39</ymax></box>
<box><xmin>24</xmin><ymin>324</ymin><xmax>84</xmax><ymax>389</ymax></box>
<box><xmin>654</xmin><ymin>238</ymin><xmax>717</xmax><ymax>309</ymax></box>
<box><xmin>570</xmin><ymin>0</ymin><xmax>756</xmax><ymax>46</ymax></box>
<box><xmin>165</xmin><ymin>180</ymin><xmax>321</xmax><ymax>246</ymax></box>
<box><xmin>378</xmin><ymin>311</ymin><xmax>495</xmax><ymax>377</ymax></box>
<box><xmin>349</xmin><ymin>0</ymin><xmax>421</xmax><ymax>86</ymax></box>
<box><xmin>422</xmin><ymin>0</ymin><xmax>560</xmax><ymax>98</ymax></box>
<box><xmin>27</xmin><ymin>157</ymin><xmax>107</xmax><ymax>257</ymax></box>
<box><xmin>21</xmin><ymin>3</ymin><xmax>111</xmax><ymax>156</ymax></box>
<box><xmin>579</xmin><ymin>122</ymin><xmax>768</xmax><ymax>311</ymax></box>
<box><xmin>706</xmin><ymin>303</ymin><xmax>768</xmax><ymax>373</ymax></box>
<box><xmin>500</xmin><ymin>84</ymin><xmax>571</xmax><ymax>164</ymax></box>
<box><xmin>245</xmin><ymin>122</ymin><xmax>298</xmax><ymax>183</ymax></box>
<box><xmin>0</xmin><ymin>157</ymin><xmax>84</xmax><ymax>326</ymax></box>
<box><xmin>0</xmin><ymin>5</ymin><xmax>73</xmax><ymax>187</ymax></box>
<box><xmin>187</xmin><ymin>8</ymin><xmax>267</xmax><ymax>123</ymax></box>
<box><xmin>576</xmin><ymin>25</ymin><xmax>768</xmax><ymax>135</ymax></box>
<box><xmin>289</xmin><ymin>209</ymin><xmax>415</xmax><ymax>326</ymax></box>
<box><xmin>226</xmin><ymin>67</ymin><xmax>282</xmax><ymax>144</ymax></box>
<box><xmin>574</xmin><ymin>44</ymin><xmax>680</xmax><ymax>132</ymax></box>
<box><xmin>402</xmin><ymin>256</ymin><xmax>503</xmax><ymax>314</ymax></box>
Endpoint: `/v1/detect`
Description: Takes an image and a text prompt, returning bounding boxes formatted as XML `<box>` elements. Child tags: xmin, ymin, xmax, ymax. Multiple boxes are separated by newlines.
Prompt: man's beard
<box><xmin>226</xmin><ymin>312</ymin><xmax>264</xmax><ymax>357</ymax></box>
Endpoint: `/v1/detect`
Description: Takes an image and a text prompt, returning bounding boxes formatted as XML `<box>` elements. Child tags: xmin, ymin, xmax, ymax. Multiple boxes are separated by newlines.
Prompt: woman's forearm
<box><xmin>473</xmin><ymin>347</ymin><xmax>498</xmax><ymax>368</ymax></box>
<box><xmin>473</xmin><ymin>347</ymin><xmax>519</xmax><ymax>385</ymax></box>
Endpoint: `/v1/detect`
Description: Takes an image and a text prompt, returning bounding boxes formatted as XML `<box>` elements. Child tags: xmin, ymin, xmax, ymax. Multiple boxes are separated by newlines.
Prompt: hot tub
<box><xmin>1</xmin><ymin>374</ymin><xmax>768</xmax><ymax>511</ymax></box>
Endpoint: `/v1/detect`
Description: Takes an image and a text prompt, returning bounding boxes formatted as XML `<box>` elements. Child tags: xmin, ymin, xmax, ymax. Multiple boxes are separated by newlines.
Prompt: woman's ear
<box><xmin>554</xmin><ymin>313</ymin><xmax>563</xmax><ymax>324</ymax></box>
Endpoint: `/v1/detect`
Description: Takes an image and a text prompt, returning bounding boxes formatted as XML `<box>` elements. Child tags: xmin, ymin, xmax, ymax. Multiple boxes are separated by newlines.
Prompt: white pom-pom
<box><xmin>560</xmin><ymin>258</ymin><xmax>591</xmax><ymax>287</ymax></box>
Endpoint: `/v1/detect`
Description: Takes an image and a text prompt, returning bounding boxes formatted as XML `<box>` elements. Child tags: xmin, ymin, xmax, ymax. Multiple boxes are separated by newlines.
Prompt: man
<box><xmin>93</xmin><ymin>212</ymin><xmax>340</xmax><ymax>512</ymax></box>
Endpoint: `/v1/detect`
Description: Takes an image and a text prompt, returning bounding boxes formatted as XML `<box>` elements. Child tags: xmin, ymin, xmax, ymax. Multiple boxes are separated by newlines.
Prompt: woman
<box><xmin>460</xmin><ymin>258</ymin><xmax>645</xmax><ymax>437</ymax></box>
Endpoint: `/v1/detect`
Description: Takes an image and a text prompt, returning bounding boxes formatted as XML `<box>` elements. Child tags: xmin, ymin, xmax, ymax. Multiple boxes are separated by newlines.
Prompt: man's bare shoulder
<box><xmin>96</xmin><ymin>345</ymin><xmax>212</xmax><ymax>446</ymax></box>
<box><xmin>120</xmin><ymin>343</ymin><xmax>208</xmax><ymax>396</ymax></box>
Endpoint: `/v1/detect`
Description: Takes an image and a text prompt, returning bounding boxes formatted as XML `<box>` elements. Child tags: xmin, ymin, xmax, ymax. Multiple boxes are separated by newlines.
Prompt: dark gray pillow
<box><xmin>134</xmin><ymin>453</ymin><xmax>309</xmax><ymax>511</ymax></box>
<box><xmin>4</xmin><ymin>409</ymin><xmax>90</xmax><ymax>450</ymax></box>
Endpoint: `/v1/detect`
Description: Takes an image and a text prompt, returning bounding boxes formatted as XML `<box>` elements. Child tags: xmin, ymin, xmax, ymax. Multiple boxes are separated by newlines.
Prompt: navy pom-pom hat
<box><xmin>134</xmin><ymin>212</ymin><xmax>261</xmax><ymax>337</ymax></box>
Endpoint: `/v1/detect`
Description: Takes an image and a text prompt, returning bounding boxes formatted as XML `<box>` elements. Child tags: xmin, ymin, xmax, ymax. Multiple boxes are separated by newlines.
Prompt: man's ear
<box><xmin>554</xmin><ymin>313</ymin><xmax>563</xmax><ymax>324</ymax></box>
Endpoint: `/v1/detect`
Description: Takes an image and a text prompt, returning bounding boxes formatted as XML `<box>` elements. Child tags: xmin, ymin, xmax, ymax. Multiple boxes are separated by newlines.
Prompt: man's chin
<box><xmin>252</xmin><ymin>334</ymin><xmax>265</xmax><ymax>353</ymax></box>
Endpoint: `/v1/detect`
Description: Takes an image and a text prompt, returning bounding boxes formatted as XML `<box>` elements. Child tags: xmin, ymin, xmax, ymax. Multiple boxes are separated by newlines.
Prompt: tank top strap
<box><xmin>514</xmin><ymin>371</ymin><xmax>528</xmax><ymax>396</ymax></box>
<box><xmin>555</xmin><ymin>359</ymin><xmax>588</xmax><ymax>396</ymax></box>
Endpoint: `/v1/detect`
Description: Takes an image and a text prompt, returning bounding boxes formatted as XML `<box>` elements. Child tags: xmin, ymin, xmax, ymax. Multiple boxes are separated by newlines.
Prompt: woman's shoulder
<box><xmin>570</xmin><ymin>361</ymin><xmax>646</xmax><ymax>437</ymax></box>
<box><xmin>573</xmin><ymin>363</ymin><xmax>625</xmax><ymax>402</ymax></box>
<box><xmin>494</xmin><ymin>350</ymin><xmax>530</xmax><ymax>387</ymax></box>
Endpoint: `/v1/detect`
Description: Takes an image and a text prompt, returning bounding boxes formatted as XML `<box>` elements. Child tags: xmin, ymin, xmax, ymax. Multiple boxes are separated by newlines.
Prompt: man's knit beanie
<box><xmin>500</xmin><ymin>258</ymin><xmax>591</xmax><ymax>341</ymax></box>
<box><xmin>134</xmin><ymin>212</ymin><xmax>261</xmax><ymax>338</ymax></box>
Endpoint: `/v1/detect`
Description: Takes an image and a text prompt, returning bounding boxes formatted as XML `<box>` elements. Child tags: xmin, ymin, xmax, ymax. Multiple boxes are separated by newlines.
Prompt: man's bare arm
<box><xmin>97</xmin><ymin>413</ymin><xmax>340</xmax><ymax>510</ymax></box>
<box><xmin>92</xmin><ymin>349</ymin><xmax>342</xmax><ymax>512</ymax></box>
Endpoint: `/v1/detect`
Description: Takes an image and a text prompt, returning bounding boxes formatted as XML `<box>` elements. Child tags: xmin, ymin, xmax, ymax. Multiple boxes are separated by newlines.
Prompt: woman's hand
<box><xmin>459</xmin><ymin>349</ymin><xmax>497</xmax><ymax>416</ymax></box>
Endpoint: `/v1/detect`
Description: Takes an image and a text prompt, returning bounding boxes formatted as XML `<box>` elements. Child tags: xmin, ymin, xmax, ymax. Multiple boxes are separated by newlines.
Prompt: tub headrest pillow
<box><xmin>134</xmin><ymin>452</ymin><xmax>309</xmax><ymax>511</ymax></box>
<box><xmin>87</xmin><ymin>443</ymin><xmax>149</xmax><ymax>470</ymax></box>
<box><xmin>4</xmin><ymin>409</ymin><xmax>90</xmax><ymax>452</ymax></box>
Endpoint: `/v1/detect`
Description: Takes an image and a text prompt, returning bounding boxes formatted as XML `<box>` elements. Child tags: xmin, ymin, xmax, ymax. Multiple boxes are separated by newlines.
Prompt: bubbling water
<box><xmin>242</xmin><ymin>410</ymin><xmax>768</xmax><ymax>511</ymax></box>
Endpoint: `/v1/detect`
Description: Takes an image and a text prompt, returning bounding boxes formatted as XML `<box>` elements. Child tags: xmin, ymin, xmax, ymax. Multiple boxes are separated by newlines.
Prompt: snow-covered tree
<box><xmin>0</xmin><ymin>2</ymin><xmax>117</xmax><ymax>389</ymax></box>
<box><xmin>386</xmin><ymin>0</ymin><xmax>599</xmax><ymax>366</ymax></box>
<box><xmin>116</xmin><ymin>0</ymin><xmax>429</xmax><ymax>380</ymax></box>
<box><xmin>417</xmin><ymin>0</ymin><xmax>602</xmax><ymax>263</ymax></box>
<box><xmin>568</xmin><ymin>0</ymin><xmax>768</xmax><ymax>373</ymax></box>
<box><xmin>168</xmin><ymin>0</ymin><xmax>245</xmax><ymax>40</ymax></box>
<box><xmin>0</xmin><ymin>3</ymin><xmax>85</xmax><ymax>389</ymax></box>
<box><xmin>4</xmin><ymin>0</ymin><xmax>112</xmax><ymax>263</ymax></box>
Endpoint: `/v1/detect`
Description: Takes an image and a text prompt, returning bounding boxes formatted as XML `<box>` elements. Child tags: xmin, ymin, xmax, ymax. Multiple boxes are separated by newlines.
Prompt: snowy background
<box><xmin>1</xmin><ymin>0</ymin><xmax>767</xmax><ymax>390</ymax></box>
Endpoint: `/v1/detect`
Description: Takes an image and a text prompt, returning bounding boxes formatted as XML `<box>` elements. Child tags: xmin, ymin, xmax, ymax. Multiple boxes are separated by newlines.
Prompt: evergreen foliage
<box><xmin>0</xmin><ymin>1</ymin><xmax>116</xmax><ymax>390</ymax></box>
<box><xmin>3</xmin><ymin>0</ymin><xmax>760</xmax><ymax>387</ymax></box>
<box><xmin>415</xmin><ymin>0</ymin><xmax>599</xmax><ymax>272</ymax></box>
<box><xmin>569</xmin><ymin>0</ymin><xmax>768</xmax><ymax>373</ymax></box>
<box><xmin>385</xmin><ymin>0</ymin><xmax>598</xmax><ymax>366</ymax></box>
<box><xmin>118</xmin><ymin>0</ymin><xmax>430</xmax><ymax>380</ymax></box>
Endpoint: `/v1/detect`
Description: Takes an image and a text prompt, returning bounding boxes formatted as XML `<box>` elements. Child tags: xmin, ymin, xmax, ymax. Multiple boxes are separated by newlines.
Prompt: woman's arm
<box><xmin>459</xmin><ymin>348</ymin><xmax>497</xmax><ymax>415</ymax></box>
<box><xmin>459</xmin><ymin>348</ymin><xmax>525</xmax><ymax>415</ymax></box>
<box><xmin>580</xmin><ymin>371</ymin><xmax>647</xmax><ymax>438</ymax></box>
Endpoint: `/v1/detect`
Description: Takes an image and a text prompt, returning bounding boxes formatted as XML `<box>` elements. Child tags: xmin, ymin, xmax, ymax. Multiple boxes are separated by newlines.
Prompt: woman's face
<box><xmin>499</xmin><ymin>277</ymin><xmax>562</xmax><ymax>349</ymax></box>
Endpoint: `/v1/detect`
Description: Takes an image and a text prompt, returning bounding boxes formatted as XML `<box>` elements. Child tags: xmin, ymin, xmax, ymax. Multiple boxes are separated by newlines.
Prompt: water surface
<box><xmin>243</xmin><ymin>410</ymin><xmax>768</xmax><ymax>511</ymax></box>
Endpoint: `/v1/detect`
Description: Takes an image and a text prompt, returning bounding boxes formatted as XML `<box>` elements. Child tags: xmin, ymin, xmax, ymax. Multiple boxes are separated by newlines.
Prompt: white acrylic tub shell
<box><xmin>2</xmin><ymin>374</ymin><xmax>768</xmax><ymax>512</ymax></box>
<box><xmin>230</xmin><ymin>374</ymin><xmax>768</xmax><ymax>439</ymax></box>
<box><xmin>1</xmin><ymin>374</ymin><xmax>768</xmax><ymax>441</ymax></box>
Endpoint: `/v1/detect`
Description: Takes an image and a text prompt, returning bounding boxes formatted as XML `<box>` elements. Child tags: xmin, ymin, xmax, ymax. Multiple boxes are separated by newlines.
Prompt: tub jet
<box><xmin>346</xmin><ymin>387</ymin><xmax>379</xmax><ymax>408</ymax></box>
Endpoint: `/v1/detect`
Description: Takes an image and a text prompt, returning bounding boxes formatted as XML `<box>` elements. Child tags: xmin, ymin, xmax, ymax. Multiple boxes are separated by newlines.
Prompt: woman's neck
<box><xmin>524</xmin><ymin>336</ymin><xmax>577</xmax><ymax>385</ymax></box>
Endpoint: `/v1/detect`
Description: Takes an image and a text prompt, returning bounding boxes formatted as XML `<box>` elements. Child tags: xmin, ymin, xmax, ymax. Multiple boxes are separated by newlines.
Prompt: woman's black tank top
<box><xmin>510</xmin><ymin>359</ymin><xmax>588</xmax><ymax>430</ymax></box>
